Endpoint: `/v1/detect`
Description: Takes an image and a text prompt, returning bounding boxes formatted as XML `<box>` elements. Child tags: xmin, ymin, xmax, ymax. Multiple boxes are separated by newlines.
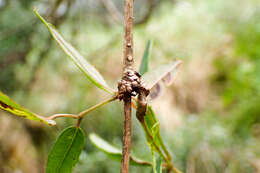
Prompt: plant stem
<box><xmin>142</xmin><ymin>121</ymin><xmax>182</xmax><ymax>173</ymax></box>
<box><xmin>158</xmin><ymin>132</ymin><xmax>172</xmax><ymax>161</ymax></box>
<box><xmin>121</xmin><ymin>96</ymin><xmax>132</xmax><ymax>173</ymax></box>
<box><xmin>123</xmin><ymin>0</ymin><xmax>134</xmax><ymax>71</ymax></box>
<box><xmin>48</xmin><ymin>114</ymin><xmax>78</xmax><ymax>120</ymax></box>
<box><xmin>130</xmin><ymin>157</ymin><xmax>152</xmax><ymax>166</ymax></box>
<box><xmin>121</xmin><ymin>0</ymin><xmax>134</xmax><ymax>173</ymax></box>
<box><xmin>48</xmin><ymin>96</ymin><xmax>117</xmax><ymax>120</ymax></box>
<box><xmin>142</xmin><ymin>121</ymin><xmax>168</xmax><ymax>162</ymax></box>
<box><xmin>76</xmin><ymin>117</ymin><xmax>82</xmax><ymax>128</ymax></box>
<box><xmin>78</xmin><ymin>96</ymin><xmax>117</xmax><ymax>118</ymax></box>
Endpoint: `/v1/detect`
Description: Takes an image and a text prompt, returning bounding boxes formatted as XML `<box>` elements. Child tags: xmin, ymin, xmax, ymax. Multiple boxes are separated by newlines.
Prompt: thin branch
<box><xmin>47</xmin><ymin>114</ymin><xmax>78</xmax><ymax>120</ymax></box>
<box><xmin>78</xmin><ymin>96</ymin><xmax>117</xmax><ymax>118</ymax></box>
<box><xmin>130</xmin><ymin>157</ymin><xmax>152</xmax><ymax>166</ymax></box>
<box><xmin>142</xmin><ymin>121</ymin><xmax>182</xmax><ymax>173</ymax></box>
<box><xmin>121</xmin><ymin>96</ymin><xmax>132</xmax><ymax>173</ymax></box>
<box><xmin>121</xmin><ymin>0</ymin><xmax>134</xmax><ymax>172</ymax></box>
<box><xmin>142</xmin><ymin>121</ymin><xmax>168</xmax><ymax>162</ymax></box>
<box><xmin>76</xmin><ymin>117</ymin><xmax>83</xmax><ymax>128</ymax></box>
<box><xmin>158</xmin><ymin>132</ymin><xmax>172</xmax><ymax>161</ymax></box>
<box><xmin>123</xmin><ymin>0</ymin><xmax>134</xmax><ymax>71</ymax></box>
<box><xmin>47</xmin><ymin>96</ymin><xmax>117</xmax><ymax>120</ymax></box>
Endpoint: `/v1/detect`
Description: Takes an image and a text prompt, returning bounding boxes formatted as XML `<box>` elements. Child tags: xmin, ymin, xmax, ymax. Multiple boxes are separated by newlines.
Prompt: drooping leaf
<box><xmin>46</xmin><ymin>126</ymin><xmax>85</xmax><ymax>173</ymax></box>
<box><xmin>89</xmin><ymin>133</ymin><xmax>151</xmax><ymax>166</ymax></box>
<box><xmin>142</xmin><ymin>60</ymin><xmax>182</xmax><ymax>90</ymax></box>
<box><xmin>34</xmin><ymin>9</ymin><xmax>115</xmax><ymax>95</ymax></box>
<box><xmin>139</xmin><ymin>40</ymin><xmax>152</xmax><ymax>75</ymax></box>
<box><xmin>0</xmin><ymin>91</ymin><xmax>56</xmax><ymax>126</ymax></box>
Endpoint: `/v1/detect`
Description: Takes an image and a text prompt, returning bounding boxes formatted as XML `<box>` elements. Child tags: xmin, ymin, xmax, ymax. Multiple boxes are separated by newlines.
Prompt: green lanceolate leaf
<box><xmin>154</xmin><ymin>156</ymin><xmax>162</xmax><ymax>173</ymax></box>
<box><xmin>89</xmin><ymin>133</ymin><xmax>151</xmax><ymax>166</ymax></box>
<box><xmin>151</xmin><ymin>152</ymin><xmax>163</xmax><ymax>173</ymax></box>
<box><xmin>144</xmin><ymin>106</ymin><xmax>172</xmax><ymax>164</ymax></box>
<box><xmin>142</xmin><ymin>60</ymin><xmax>182</xmax><ymax>90</ymax></box>
<box><xmin>34</xmin><ymin>9</ymin><xmax>115</xmax><ymax>95</ymax></box>
<box><xmin>0</xmin><ymin>91</ymin><xmax>56</xmax><ymax>126</ymax></box>
<box><xmin>139</xmin><ymin>40</ymin><xmax>152</xmax><ymax>75</ymax></box>
<box><xmin>144</xmin><ymin>106</ymin><xmax>161</xmax><ymax>147</ymax></box>
<box><xmin>89</xmin><ymin>133</ymin><xmax>121</xmax><ymax>160</ymax></box>
<box><xmin>46</xmin><ymin>127</ymin><xmax>85</xmax><ymax>173</ymax></box>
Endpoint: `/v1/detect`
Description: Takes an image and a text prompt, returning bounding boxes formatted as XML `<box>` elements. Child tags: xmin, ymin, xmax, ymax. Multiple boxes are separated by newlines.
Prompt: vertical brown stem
<box><xmin>121</xmin><ymin>0</ymin><xmax>134</xmax><ymax>173</ymax></box>
<box><xmin>123</xmin><ymin>0</ymin><xmax>134</xmax><ymax>71</ymax></box>
<box><xmin>121</xmin><ymin>96</ymin><xmax>132</xmax><ymax>173</ymax></box>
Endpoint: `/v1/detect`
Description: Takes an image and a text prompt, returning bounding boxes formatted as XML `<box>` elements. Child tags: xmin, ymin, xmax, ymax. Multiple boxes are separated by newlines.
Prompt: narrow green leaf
<box><xmin>144</xmin><ymin>106</ymin><xmax>161</xmax><ymax>147</ymax></box>
<box><xmin>144</xmin><ymin>106</ymin><xmax>173</xmax><ymax>167</ymax></box>
<box><xmin>139</xmin><ymin>40</ymin><xmax>152</xmax><ymax>75</ymax></box>
<box><xmin>46</xmin><ymin>127</ymin><xmax>85</xmax><ymax>173</ymax></box>
<box><xmin>34</xmin><ymin>9</ymin><xmax>115</xmax><ymax>95</ymax></box>
<box><xmin>150</xmin><ymin>148</ymin><xmax>162</xmax><ymax>173</ymax></box>
<box><xmin>89</xmin><ymin>133</ymin><xmax>151</xmax><ymax>166</ymax></box>
<box><xmin>0</xmin><ymin>91</ymin><xmax>56</xmax><ymax>126</ymax></box>
<box><xmin>155</xmin><ymin>157</ymin><xmax>162</xmax><ymax>173</ymax></box>
<box><xmin>89</xmin><ymin>133</ymin><xmax>121</xmax><ymax>160</ymax></box>
<box><xmin>142</xmin><ymin>60</ymin><xmax>182</xmax><ymax>90</ymax></box>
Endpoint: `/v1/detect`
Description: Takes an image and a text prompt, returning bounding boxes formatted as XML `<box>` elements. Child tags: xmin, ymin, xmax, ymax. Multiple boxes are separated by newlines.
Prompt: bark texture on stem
<box><xmin>121</xmin><ymin>0</ymin><xmax>134</xmax><ymax>173</ymax></box>
<box><xmin>123</xmin><ymin>0</ymin><xmax>134</xmax><ymax>71</ymax></box>
<box><xmin>121</xmin><ymin>96</ymin><xmax>132</xmax><ymax>173</ymax></box>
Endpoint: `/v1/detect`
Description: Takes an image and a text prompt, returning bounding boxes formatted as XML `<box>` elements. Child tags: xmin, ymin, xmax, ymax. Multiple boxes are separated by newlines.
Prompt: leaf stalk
<box><xmin>47</xmin><ymin>96</ymin><xmax>117</xmax><ymax>121</ymax></box>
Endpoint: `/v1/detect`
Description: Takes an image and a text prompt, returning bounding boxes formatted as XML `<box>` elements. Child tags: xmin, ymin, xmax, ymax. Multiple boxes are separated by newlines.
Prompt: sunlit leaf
<box><xmin>46</xmin><ymin>127</ymin><xmax>85</xmax><ymax>173</ymax></box>
<box><xmin>89</xmin><ymin>133</ymin><xmax>151</xmax><ymax>166</ymax></box>
<box><xmin>34</xmin><ymin>9</ymin><xmax>115</xmax><ymax>95</ymax></box>
<box><xmin>139</xmin><ymin>40</ymin><xmax>152</xmax><ymax>75</ymax></box>
<box><xmin>142</xmin><ymin>60</ymin><xmax>182</xmax><ymax>90</ymax></box>
<box><xmin>0</xmin><ymin>91</ymin><xmax>56</xmax><ymax>126</ymax></box>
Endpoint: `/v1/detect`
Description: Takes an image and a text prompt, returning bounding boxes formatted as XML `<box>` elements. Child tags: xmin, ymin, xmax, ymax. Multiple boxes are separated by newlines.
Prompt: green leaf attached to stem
<box><xmin>0</xmin><ymin>91</ymin><xmax>56</xmax><ymax>125</ymax></box>
<box><xmin>89</xmin><ymin>133</ymin><xmax>152</xmax><ymax>167</ymax></box>
<box><xmin>46</xmin><ymin>126</ymin><xmax>85</xmax><ymax>173</ymax></box>
<box><xmin>155</xmin><ymin>157</ymin><xmax>162</xmax><ymax>173</ymax></box>
<box><xmin>152</xmin><ymin>155</ymin><xmax>162</xmax><ymax>173</ymax></box>
<box><xmin>138</xmin><ymin>44</ymin><xmax>182</xmax><ymax>172</ymax></box>
<box><xmin>34</xmin><ymin>8</ymin><xmax>115</xmax><ymax>95</ymax></box>
<box><xmin>139</xmin><ymin>40</ymin><xmax>152</xmax><ymax>75</ymax></box>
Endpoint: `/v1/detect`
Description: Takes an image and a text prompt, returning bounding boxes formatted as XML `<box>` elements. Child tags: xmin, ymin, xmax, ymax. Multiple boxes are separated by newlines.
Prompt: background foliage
<box><xmin>1</xmin><ymin>0</ymin><xmax>260</xmax><ymax>172</ymax></box>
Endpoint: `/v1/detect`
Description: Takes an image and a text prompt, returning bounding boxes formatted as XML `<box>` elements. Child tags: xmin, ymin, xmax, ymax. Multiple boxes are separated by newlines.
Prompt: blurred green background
<box><xmin>1</xmin><ymin>0</ymin><xmax>260</xmax><ymax>172</ymax></box>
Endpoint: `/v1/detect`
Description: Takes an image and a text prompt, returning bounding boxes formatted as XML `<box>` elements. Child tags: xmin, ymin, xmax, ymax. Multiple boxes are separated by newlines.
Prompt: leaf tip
<box><xmin>33</xmin><ymin>6</ymin><xmax>39</xmax><ymax>16</ymax></box>
<box><xmin>33</xmin><ymin>6</ymin><xmax>37</xmax><ymax>12</ymax></box>
<box><xmin>46</xmin><ymin>119</ymin><xmax>56</xmax><ymax>126</ymax></box>
<box><xmin>33</xmin><ymin>7</ymin><xmax>49</xmax><ymax>27</ymax></box>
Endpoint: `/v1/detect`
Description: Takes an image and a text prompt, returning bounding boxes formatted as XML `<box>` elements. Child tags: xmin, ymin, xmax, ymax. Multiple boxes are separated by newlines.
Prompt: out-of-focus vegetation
<box><xmin>1</xmin><ymin>0</ymin><xmax>260</xmax><ymax>172</ymax></box>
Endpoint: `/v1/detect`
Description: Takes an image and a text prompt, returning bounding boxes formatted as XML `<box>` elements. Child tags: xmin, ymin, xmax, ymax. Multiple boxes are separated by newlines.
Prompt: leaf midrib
<box><xmin>56</xmin><ymin>128</ymin><xmax>79</xmax><ymax>173</ymax></box>
<box><xmin>50</xmin><ymin>28</ymin><xmax>113</xmax><ymax>94</ymax></box>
